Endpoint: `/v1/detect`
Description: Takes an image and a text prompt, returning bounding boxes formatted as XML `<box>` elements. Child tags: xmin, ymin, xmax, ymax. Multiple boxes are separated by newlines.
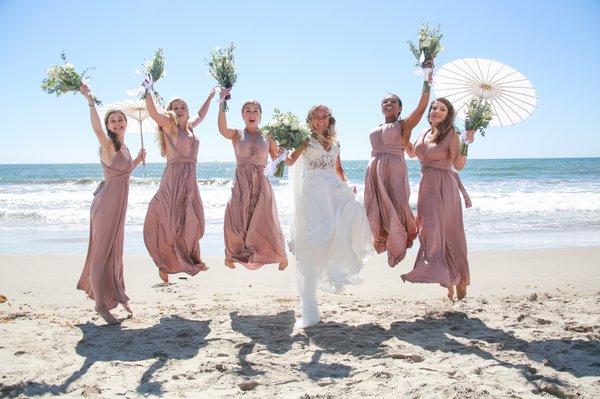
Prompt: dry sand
<box><xmin>1</xmin><ymin>247</ymin><xmax>599</xmax><ymax>398</ymax></box>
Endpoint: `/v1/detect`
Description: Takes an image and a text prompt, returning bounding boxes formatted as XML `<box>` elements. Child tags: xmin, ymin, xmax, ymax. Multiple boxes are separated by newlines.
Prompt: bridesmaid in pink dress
<box><xmin>77</xmin><ymin>84</ymin><xmax>146</xmax><ymax>325</ymax></box>
<box><xmin>217</xmin><ymin>89</ymin><xmax>288</xmax><ymax>270</ymax></box>
<box><xmin>364</xmin><ymin>68</ymin><xmax>433</xmax><ymax>267</ymax></box>
<box><xmin>143</xmin><ymin>87</ymin><xmax>216</xmax><ymax>283</ymax></box>
<box><xmin>402</xmin><ymin>98</ymin><xmax>475</xmax><ymax>300</ymax></box>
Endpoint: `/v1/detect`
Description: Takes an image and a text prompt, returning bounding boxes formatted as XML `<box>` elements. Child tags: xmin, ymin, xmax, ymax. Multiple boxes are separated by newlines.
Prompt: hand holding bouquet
<box><xmin>262</xmin><ymin>109</ymin><xmax>311</xmax><ymax>177</ymax></box>
<box><xmin>461</xmin><ymin>97</ymin><xmax>494</xmax><ymax>156</ymax></box>
<box><xmin>408</xmin><ymin>23</ymin><xmax>443</xmax><ymax>79</ymax></box>
<box><xmin>42</xmin><ymin>52</ymin><xmax>101</xmax><ymax>105</ymax></box>
<box><xmin>207</xmin><ymin>43</ymin><xmax>237</xmax><ymax>112</ymax></box>
<box><xmin>139</xmin><ymin>48</ymin><xmax>166</xmax><ymax>106</ymax></box>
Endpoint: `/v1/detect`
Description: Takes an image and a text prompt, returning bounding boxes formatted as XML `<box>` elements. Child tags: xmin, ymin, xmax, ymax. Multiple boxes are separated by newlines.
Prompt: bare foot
<box><xmin>225</xmin><ymin>260</ymin><xmax>235</xmax><ymax>269</ymax></box>
<box><xmin>122</xmin><ymin>302</ymin><xmax>133</xmax><ymax>314</ymax></box>
<box><xmin>457</xmin><ymin>284</ymin><xmax>467</xmax><ymax>300</ymax></box>
<box><xmin>198</xmin><ymin>261</ymin><xmax>209</xmax><ymax>271</ymax></box>
<box><xmin>278</xmin><ymin>261</ymin><xmax>288</xmax><ymax>271</ymax></box>
<box><xmin>159</xmin><ymin>270</ymin><xmax>169</xmax><ymax>283</ymax></box>
<box><xmin>447</xmin><ymin>286</ymin><xmax>455</xmax><ymax>300</ymax></box>
<box><xmin>97</xmin><ymin>309</ymin><xmax>120</xmax><ymax>325</ymax></box>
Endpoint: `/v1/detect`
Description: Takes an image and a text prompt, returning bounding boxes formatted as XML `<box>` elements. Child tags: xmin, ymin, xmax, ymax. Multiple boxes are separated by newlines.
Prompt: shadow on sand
<box><xmin>229</xmin><ymin>310</ymin><xmax>307</xmax><ymax>376</ymax></box>
<box><xmin>2</xmin><ymin>315</ymin><xmax>211</xmax><ymax>397</ymax></box>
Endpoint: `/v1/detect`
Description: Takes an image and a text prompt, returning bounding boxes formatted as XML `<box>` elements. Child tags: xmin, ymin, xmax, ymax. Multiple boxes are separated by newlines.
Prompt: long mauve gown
<box><xmin>224</xmin><ymin>130</ymin><xmax>287</xmax><ymax>268</ymax></box>
<box><xmin>77</xmin><ymin>146</ymin><xmax>134</xmax><ymax>312</ymax></box>
<box><xmin>364</xmin><ymin>120</ymin><xmax>417</xmax><ymax>267</ymax></box>
<box><xmin>401</xmin><ymin>129</ymin><xmax>472</xmax><ymax>288</ymax></box>
<box><xmin>144</xmin><ymin>126</ymin><xmax>206</xmax><ymax>275</ymax></box>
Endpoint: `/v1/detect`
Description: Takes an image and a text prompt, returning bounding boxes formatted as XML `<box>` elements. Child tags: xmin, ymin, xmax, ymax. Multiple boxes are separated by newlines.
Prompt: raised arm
<box><xmin>285</xmin><ymin>141</ymin><xmax>308</xmax><ymax>166</ymax></box>
<box><xmin>217</xmin><ymin>88</ymin><xmax>238</xmax><ymax>139</ymax></box>
<box><xmin>189</xmin><ymin>86</ymin><xmax>217</xmax><ymax>128</ymax></box>
<box><xmin>80</xmin><ymin>84</ymin><xmax>110</xmax><ymax>148</ymax></box>
<box><xmin>402</xmin><ymin>63</ymin><xmax>434</xmax><ymax>146</ymax></box>
<box><xmin>144</xmin><ymin>89</ymin><xmax>171</xmax><ymax>128</ymax></box>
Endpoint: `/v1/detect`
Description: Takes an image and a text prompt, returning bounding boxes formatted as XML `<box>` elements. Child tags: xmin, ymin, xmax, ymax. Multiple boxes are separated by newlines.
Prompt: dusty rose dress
<box><xmin>77</xmin><ymin>146</ymin><xmax>134</xmax><ymax>312</ymax></box>
<box><xmin>364</xmin><ymin>120</ymin><xmax>416</xmax><ymax>267</ymax></box>
<box><xmin>224</xmin><ymin>130</ymin><xmax>287</xmax><ymax>269</ymax></box>
<box><xmin>401</xmin><ymin>129</ymin><xmax>472</xmax><ymax>288</ymax></box>
<box><xmin>144</xmin><ymin>126</ymin><xmax>206</xmax><ymax>275</ymax></box>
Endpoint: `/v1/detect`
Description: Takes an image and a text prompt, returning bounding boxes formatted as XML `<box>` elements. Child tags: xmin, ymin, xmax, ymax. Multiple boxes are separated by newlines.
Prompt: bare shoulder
<box><xmin>417</xmin><ymin>128</ymin><xmax>430</xmax><ymax>139</ymax></box>
<box><xmin>232</xmin><ymin>129</ymin><xmax>243</xmax><ymax>142</ymax></box>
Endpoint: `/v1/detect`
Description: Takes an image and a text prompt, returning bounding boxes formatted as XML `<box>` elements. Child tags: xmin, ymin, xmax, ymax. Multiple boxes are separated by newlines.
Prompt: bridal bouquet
<box><xmin>139</xmin><ymin>48</ymin><xmax>166</xmax><ymax>106</ymax></box>
<box><xmin>462</xmin><ymin>97</ymin><xmax>494</xmax><ymax>156</ymax></box>
<box><xmin>262</xmin><ymin>109</ymin><xmax>311</xmax><ymax>177</ymax></box>
<box><xmin>407</xmin><ymin>23</ymin><xmax>443</xmax><ymax>68</ymax></box>
<box><xmin>207</xmin><ymin>43</ymin><xmax>237</xmax><ymax>112</ymax></box>
<box><xmin>42</xmin><ymin>52</ymin><xmax>101</xmax><ymax>105</ymax></box>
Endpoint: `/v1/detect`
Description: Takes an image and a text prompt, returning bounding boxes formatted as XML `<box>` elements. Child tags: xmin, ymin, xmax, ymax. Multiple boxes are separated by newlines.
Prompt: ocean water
<box><xmin>1</xmin><ymin>158</ymin><xmax>599</xmax><ymax>255</ymax></box>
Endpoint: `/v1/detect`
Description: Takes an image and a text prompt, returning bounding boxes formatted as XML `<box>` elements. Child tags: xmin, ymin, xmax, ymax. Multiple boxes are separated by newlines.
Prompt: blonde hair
<box><xmin>306</xmin><ymin>104</ymin><xmax>337</xmax><ymax>148</ymax></box>
<box><xmin>241</xmin><ymin>99</ymin><xmax>262</xmax><ymax>114</ymax></box>
<box><xmin>156</xmin><ymin>97</ymin><xmax>189</xmax><ymax>157</ymax></box>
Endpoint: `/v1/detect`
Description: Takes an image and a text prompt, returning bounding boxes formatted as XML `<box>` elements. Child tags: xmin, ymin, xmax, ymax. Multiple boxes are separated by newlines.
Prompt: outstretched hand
<box><xmin>423</xmin><ymin>59</ymin><xmax>434</xmax><ymax>83</ymax></box>
<box><xmin>80</xmin><ymin>84</ymin><xmax>93</xmax><ymax>100</ymax></box>
<box><xmin>219</xmin><ymin>87</ymin><xmax>231</xmax><ymax>102</ymax></box>
<box><xmin>209</xmin><ymin>85</ymin><xmax>218</xmax><ymax>99</ymax></box>
<box><xmin>141</xmin><ymin>75</ymin><xmax>154</xmax><ymax>92</ymax></box>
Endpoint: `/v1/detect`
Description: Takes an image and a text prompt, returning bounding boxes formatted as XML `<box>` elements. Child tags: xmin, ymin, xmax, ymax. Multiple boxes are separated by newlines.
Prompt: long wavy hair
<box><xmin>306</xmin><ymin>104</ymin><xmax>337</xmax><ymax>148</ymax></box>
<box><xmin>427</xmin><ymin>97</ymin><xmax>456</xmax><ymax>144</ymax></box>
<box><xmin>157</xmin><ymin>97</ymin><xmax>189</xmax><ymax>157</ymax></box>
<box><xmin>103</xmin><ymin>110</ymin><xmax>126</xmax><ymax>151</ymax></box>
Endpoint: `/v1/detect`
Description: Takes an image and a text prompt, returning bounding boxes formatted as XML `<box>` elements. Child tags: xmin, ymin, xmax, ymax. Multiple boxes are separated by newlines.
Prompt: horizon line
<box><xmin>1</xmin><ymin>156</ymin><xmax>599</xmax><ymax>166</ymax></box>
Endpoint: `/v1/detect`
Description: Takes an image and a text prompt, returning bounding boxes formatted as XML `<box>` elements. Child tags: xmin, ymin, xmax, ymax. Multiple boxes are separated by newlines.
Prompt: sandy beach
<box><xmin>1</xmin><ymin>247</ymin><xmax>599</xmax><ymax>398</ymax></box>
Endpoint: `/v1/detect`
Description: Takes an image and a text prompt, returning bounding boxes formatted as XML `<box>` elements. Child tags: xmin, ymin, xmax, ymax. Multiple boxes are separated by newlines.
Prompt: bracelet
<box><xmin>422</xmin><ymin>81</ymin><xmax>431</xmax><ymax>93</ymax></box>
<box><xmin>88</xmin><ymin>103</ymin><xmax>94</xmax><ymax>107</ymax></box>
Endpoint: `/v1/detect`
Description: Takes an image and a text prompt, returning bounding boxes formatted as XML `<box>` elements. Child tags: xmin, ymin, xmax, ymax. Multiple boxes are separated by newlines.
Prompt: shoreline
<box><xmin>1</xmin><ymin>247</ymin><xmax>599</xmax><ymax>304</ymax></box>
<box><xmin>2</xmin><ymin>230</ymin><xmax>600</xmax><ymax>256</ymax></box>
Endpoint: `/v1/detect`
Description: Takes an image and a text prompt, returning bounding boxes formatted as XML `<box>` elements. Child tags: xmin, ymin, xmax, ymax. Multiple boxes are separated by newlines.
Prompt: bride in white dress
<box><xmin>285</xmin><ymin>104</ymin><xmax>373</xmax><ymax>328</ymax></box>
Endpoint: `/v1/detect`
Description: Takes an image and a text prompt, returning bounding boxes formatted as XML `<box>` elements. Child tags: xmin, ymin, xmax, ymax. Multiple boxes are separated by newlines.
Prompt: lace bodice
<box><xmin>303</xmin><ymin>136</ymin><xmax>339</xmax><ymax>171</ymax></box>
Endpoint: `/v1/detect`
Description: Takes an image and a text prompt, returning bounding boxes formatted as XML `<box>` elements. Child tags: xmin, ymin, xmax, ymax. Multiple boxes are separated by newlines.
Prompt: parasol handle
<box><xmin>139</xmin><ymin>121</ymin><xmax>145</xmax><ymax>166</ymax></box>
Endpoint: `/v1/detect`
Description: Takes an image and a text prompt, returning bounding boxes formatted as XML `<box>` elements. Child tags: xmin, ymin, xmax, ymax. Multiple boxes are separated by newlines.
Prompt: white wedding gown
<box><xmin>290</xmin><ymin>136</ymin><xmax>373</xmax><ymax>328</ymax></box>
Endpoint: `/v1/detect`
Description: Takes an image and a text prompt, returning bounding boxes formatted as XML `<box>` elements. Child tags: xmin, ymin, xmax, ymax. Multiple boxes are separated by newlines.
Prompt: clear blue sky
<box><xmin>1</xmin><ymin>0</ymin><xmax>598</xmax><ymax>163</ymax></box>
